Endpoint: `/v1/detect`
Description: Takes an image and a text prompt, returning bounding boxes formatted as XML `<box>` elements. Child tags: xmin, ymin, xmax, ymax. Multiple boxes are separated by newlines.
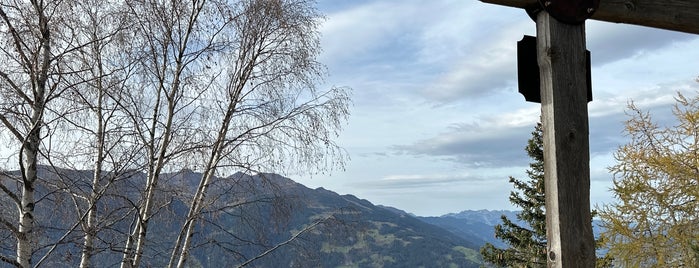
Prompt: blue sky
<box><xmin>294</xmin><ymin>0</ymin><xmax>699</xmax><ymax>216</ymax></box>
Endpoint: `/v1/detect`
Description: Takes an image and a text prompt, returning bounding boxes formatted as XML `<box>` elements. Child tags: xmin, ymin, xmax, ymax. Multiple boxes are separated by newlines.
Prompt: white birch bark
<box><xmin>120</xmin><ymin>0</ymin><xmax>211</xmax><ymax>266</ymax></box>
<box><xmin>169</xmin><ymin>1</ymin><xmax>349</xmax><ymax>266</ymax></box>
<box><xmin>1</xmin><ymin>1</ymin><xmax>53</xmax><ymax>266</ymax></box>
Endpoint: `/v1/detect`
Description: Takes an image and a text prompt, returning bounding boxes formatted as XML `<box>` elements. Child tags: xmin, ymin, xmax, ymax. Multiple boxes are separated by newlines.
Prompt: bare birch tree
<box><xmin>0</xmin><ymin>0</ymin><xmax>88</xmax><ymax>266</ymax></box>
<box><xmin>42</xmin><ymin>1</ymin><xmax>139</xmax><ymax>267</ymax></box>
<box><xmin>118</xmin><ymin>0</ymin><xmax>232</xmax><ymax>266</ymax></box>
<box><xmin>167</xmin><ymin>0</ymin><xmax>349</xmax><ymax>266</ymax></box>
<box><xmin>0</xmin><ymin>0</ymin><xmax>350</xmax><ymax>267</ymax></box>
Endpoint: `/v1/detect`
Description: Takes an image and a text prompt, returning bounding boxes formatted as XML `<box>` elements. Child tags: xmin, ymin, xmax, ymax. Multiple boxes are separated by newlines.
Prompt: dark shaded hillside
<box><xmin>0</xmin><ymin>167</ymin><xmax>483</xmax><ymax>267</ymax></box>
<box><xmin>216</xmin><ymin>173</ymin><xmax>484</xmax><ymax>267</ymax></box>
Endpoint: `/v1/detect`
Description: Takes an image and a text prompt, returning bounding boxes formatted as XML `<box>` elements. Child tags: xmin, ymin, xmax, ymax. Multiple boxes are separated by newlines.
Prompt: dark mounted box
<box><xmin>517</xmin><ymin>35</ymin><xmax>592</xmax><ymax>103</ymax></box>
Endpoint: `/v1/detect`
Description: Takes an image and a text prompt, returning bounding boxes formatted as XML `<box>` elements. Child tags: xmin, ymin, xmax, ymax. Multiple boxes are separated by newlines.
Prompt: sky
<box><xmin>290</xmin><ymin>0</ymin><xmax>699</xmax><ymax>217</ymax></box>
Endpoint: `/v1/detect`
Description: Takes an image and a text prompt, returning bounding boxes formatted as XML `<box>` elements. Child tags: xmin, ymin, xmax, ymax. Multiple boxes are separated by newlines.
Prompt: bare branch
<box><xmin>0</xmin><ymin>179</ymin><xmax>20</xmax><ymax>207</ymax></box>
<box><xmin>0</xmin><ymin>7</ymin><xmax>32</xmax><ymax>68</ymax></box>
<box><xmin>0</xmin><ymin>114</ymin><xmax>24</xmax><ymax>142</ymax></box>
<box><xmin>0</xmin><ymin>253</ymin><xmax>20</xmax><ymax>268</ymax></box>
<box><xmin>0</xmin><ymin>70</ymin><xmax>33</xmax><ymax>105</ymax></box>
<box><xmin>236</xmin><ymin>216</ymin><xmax>333</xmax><ymax>268</ymax></box>
<box><xmin>0</xmin><ymin>217</ymin><xmax>18</xmax><ymax>235</ymax></box>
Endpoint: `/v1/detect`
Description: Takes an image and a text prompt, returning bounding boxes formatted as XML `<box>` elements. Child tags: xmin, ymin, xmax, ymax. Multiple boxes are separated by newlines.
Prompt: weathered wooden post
<box><xmin>536</xmin><ymin>7</ymin><xmax>595</xmax><ymax>267</ymax></box>
<box><xmin>479</xmin><ymin>0</ymin><xmax>699</xmax><ymax>267</ymax></box>
<box><xmin>523</xmin><ymin>1</ymin><xmax>598</xmax><ymax>266</ymax></box>
<box><xmin>494</xmin><ymin>1</ymin><xmax>599</xmax><ymax>266</ymax></box>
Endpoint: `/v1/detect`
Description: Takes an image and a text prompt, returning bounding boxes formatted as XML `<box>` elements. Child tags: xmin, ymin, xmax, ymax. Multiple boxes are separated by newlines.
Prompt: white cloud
<box><xmin>319</xmin><ymin>0</ymin><xmax>538</xmax><ymax>103</ymax></box>
<box><xmin>587</xmin><ymin>21</ymin><xmax>696</xmax><ymax>66</ymax></box>
<box><xmin>310</xmin><ymin>0</ymin><xmax>699</xmax><ymax>215</ymax></box>
<box><xmin>320</xmin><ymin>1</ymin><xmax>428</xmax><ymax>66</ymax></box>
<box><xmin>352</xmin><ymin>172</ymin><xmax>484</xmax><ymax>189</ymax></box>
<box><xmin>391</xmin><ymin>115</ymin><xmax>534</xmax><ymax>167</ymax></box>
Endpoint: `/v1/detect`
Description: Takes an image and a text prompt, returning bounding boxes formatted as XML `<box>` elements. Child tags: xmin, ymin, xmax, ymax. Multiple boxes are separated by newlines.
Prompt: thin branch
<box><xmin>0</xmin><ymin>253</ymin><xmax>20</xmax><ymax>268</ymax></box>
<box><xmin>0</xmin><ymin>71</ymin><xmax>33</xmax><ymax>105</ymax></box>
<box><xmin>33</xmin><ymin>213</ymin><xmax>85</xmax><ymax>268</ymax></box>
<box><xmin>0</xmin><ymin>113</ymin><xmax>24</xmax><ymax>142</ymax></box>
<box><xmin>0</xmin><ymin>217</ymin><xmax>18</xmax><ymax>235</ymax></box>
<box><xmin>0</xmin><ymin>7</ymin><xmax>32</xmax><ymax>68</ymax></box>
<box><xmin>0</xmin><ymin>181</ymin><xmax>20</xmax><ymax>207</ymax></box>
<box><xmin>236</xmin><ymin>216</ymin><xmax>331</xmax><ymax>268</ymax></box>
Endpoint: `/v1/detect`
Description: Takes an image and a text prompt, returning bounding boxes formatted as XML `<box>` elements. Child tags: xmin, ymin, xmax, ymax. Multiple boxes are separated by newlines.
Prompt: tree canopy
<box><xmin>599</xmin><ymin>91</ymin><xmax>699</xmax><ymax>267</ymax></box>
<box><xmin>0</xmin><ymin>0</ymin><xmax>350</xmax><ymax>267</ymax></box>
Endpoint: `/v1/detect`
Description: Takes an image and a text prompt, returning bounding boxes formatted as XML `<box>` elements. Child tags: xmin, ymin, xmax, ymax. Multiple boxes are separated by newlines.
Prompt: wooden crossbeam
<box><xmin>480</xmin><ymin>0</ymin><xmax>699</xmax><ymax>34</ymax></box>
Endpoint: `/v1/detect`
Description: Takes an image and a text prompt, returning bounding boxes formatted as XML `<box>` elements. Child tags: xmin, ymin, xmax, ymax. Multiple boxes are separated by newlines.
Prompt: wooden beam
<box><xmin>536</xmin><ymin>11</ymin><xmax>596</xmax><ymax>268</ymax></box>
<box><xmin>480</xmin><ymin>0</ymin><xmax>535</xmax><ymax>8</ymax></box>
<box><xmin>480</xmin><ymin>0</ymin><xmax>699</xmax><ymax>35</ymax></box>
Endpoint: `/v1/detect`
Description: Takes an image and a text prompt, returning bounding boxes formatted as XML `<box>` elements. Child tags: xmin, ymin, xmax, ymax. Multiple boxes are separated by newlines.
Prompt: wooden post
<box><xmin>479</xmin><ymin>0</ymin><xmax>699</xmax><ymax>267</ymax></box>
<box><xmin>536</xmin><ymin>11</ymin><xmax>595</xmax><ymax>268</ymax></box>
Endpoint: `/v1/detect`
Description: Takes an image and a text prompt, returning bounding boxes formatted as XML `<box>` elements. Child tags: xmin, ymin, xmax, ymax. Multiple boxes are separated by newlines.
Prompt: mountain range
<box><xmin>210</xmin><ymin>172</ymin><xmax>488</xmax><ymax>267</ymax></box>
<box><xmin>418</xmin><ymin>210</ymin><xmax>522</xmax><ymax>249</ymax></box>
<box><xmin>1</xmin><ymin>167</ymin><xmax>529</xmax><ymax>267</ymax></box>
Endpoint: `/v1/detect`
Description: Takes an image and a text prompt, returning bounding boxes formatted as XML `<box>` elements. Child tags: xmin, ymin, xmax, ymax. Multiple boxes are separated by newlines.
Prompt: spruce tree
<box><xmin>480</xmin><ymin>123</ymin><xmax>547</xmax><ymax>267</ymax></box>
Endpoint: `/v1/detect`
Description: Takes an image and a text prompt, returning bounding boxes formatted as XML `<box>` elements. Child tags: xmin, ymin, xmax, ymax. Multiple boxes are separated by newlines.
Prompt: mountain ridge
<box><xmin>1</xmin><ymin>167</ymin><xmax>487</xmax><ymax>267</ymax></box>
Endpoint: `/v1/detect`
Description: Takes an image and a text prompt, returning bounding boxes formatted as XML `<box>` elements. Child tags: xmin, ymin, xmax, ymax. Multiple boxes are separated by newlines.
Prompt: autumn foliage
<box><xmin>599</xmin><ymin>91</ymin><xmax>699</xmax><ymax>267</ymax></box>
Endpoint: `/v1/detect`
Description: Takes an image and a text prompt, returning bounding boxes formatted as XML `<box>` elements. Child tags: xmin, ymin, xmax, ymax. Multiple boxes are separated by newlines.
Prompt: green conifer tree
<box><xmin>480</xmin><ymin>123</ymin><xmax>547</xmax><ymax>267</ymax></box>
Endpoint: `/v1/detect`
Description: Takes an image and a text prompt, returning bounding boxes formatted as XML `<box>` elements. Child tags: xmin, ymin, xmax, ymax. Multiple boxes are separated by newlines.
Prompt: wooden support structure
<box><xmin>536</xmin><ymin>12</ymin><xmax>595</xmax><ymax>267</ymax></box>
<box><xmin>481</xmin><ymin>0</ymin><xmax>699</xmax><ymax>35</ymax></box>
<box><xmin>479</xmin><ymin>0</ymin><xmax>699</xmax><ymax>267</ymax></box>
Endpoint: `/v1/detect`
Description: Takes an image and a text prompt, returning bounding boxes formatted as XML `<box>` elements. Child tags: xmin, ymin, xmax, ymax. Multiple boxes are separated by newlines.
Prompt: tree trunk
<box><xmin>17</xmin><ymin>144</ymin><xmax>38</xmax><ymax>268</ymax></box>
<box><xmin>18</xmin><ymin>73</ymin><xmax>46</xmax><ymax>267</ymax></box>
<box><xmin>129</xmin><ymin>177</ymin><xmax>157</xmax><ymax>268</ymax></box>
<box><xmin>121</xmin><ymin>80</ymin><xmax>178</xmax><ymax>268</ymax></box>
<box><xmin>121</xmin><ymin>1</ymin><xmax>206</xmax><ymax>264</ymax></box>
<box><xmin>79</xmin><ymin>180</ymin><xmax>98</xmax><ymax>268</ymax></box>
<box><xmin>170</xmin><ymin>93</ymin><xmax>240</xmax><ymax>267</ymax></box>
<box><xmin>170</xmin><ymin>123</ymin><xmax>229</xmax><ymax>267</ymax></box>
<box><xmin>173</xmin><ymin>169</ymin><xmax>216</xmax><ymax>268</ymax></box>
<box><xmin>16</xmin><ymin>4</ymin><xmax>51</xmax><ymax>265</ymax></box>
<box><xmin>120</xmin><ymin>166</ymin><xmax>159</xmax><ymax>268</ymax></box>
<box><xmin>80</xmin><ymin>79</ymin><xmax>106</xmax><ymax>268</ymax></box>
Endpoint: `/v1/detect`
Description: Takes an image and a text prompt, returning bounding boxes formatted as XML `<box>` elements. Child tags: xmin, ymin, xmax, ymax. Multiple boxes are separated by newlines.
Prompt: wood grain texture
<box><xmin>536</xmin><ymin>12</ymin><xmax>596</xmax><ymax>268</ymax></box>
<box><xmin>481</xmin><ymin>0</ymin><xmax>699</xmax><ymax>34</ymax></box>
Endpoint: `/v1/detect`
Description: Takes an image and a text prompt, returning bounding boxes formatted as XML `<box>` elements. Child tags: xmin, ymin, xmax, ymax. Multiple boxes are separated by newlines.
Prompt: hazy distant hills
<box><xmin>417</xmin><ymin>210</ymin><xmax>523</xmax><ymax>249</ymax></box>
<box><xmin>415</xmin><ymin>210</ymin><xmax>605</xmax><ymax>252</ymax></box>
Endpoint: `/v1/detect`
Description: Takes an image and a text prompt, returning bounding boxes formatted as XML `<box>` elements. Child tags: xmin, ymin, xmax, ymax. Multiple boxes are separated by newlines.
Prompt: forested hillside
<box><xmin>1</xmin><ymin>167</ymin><xmax>483</xmax><ymax>267</ymax></box>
